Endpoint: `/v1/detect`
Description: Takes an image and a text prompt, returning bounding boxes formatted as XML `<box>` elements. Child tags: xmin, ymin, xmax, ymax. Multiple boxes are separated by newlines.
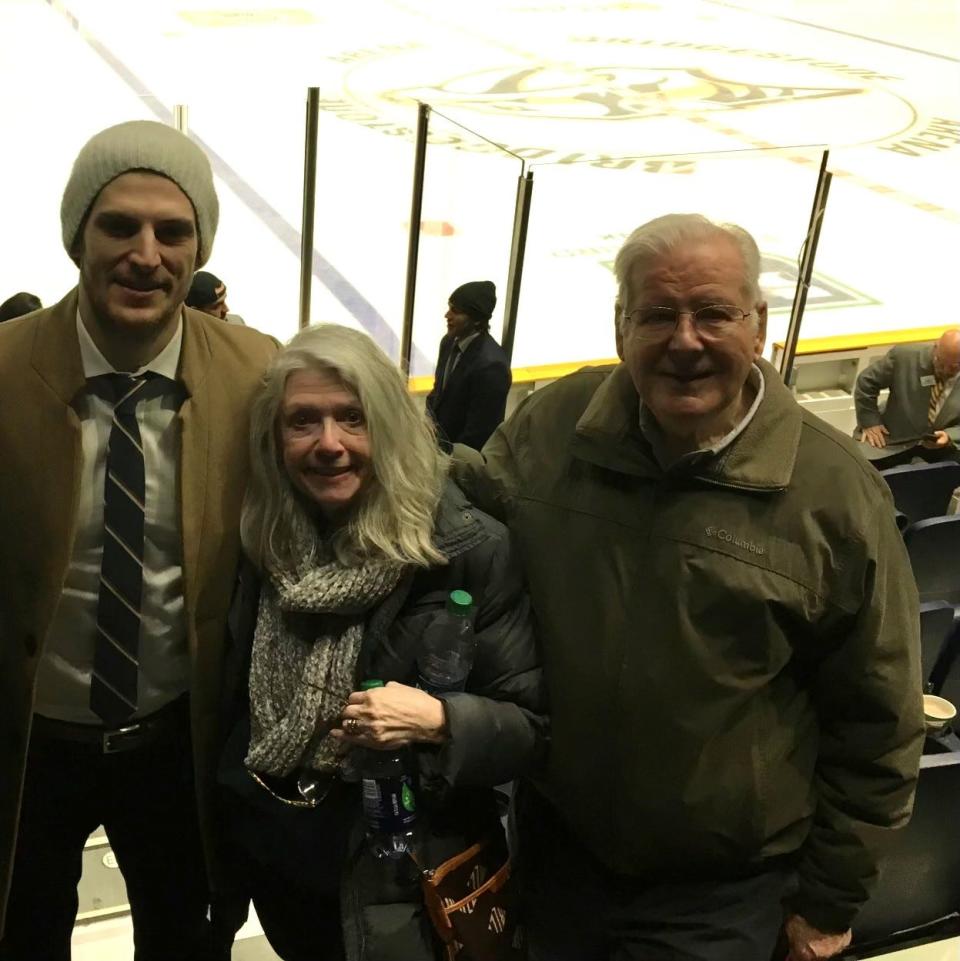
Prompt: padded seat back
<box><xmin>903</xmin><ymin>516</ymin><xmax>960</xmax><ymax>605</ymax></box>
<box><xmin>882</xmin><ymin>462</ymin><xmax>960</xmax><ymax>525</ymax></box>
<box><xmin>920</xmin><ymin>601</ymin><xmax>957</xmax><ymax>692</ymax></box>
<box><xmin>846</xmin><ymin>752</ymin><xmax>960</xmax><ymax>950</ymax></box>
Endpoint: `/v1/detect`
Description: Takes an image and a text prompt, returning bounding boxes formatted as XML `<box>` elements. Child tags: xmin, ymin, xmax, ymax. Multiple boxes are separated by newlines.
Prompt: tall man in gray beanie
<box><xmin>425</xmin><ymin>279</ymin><xmax>512</xmax><ymax>451</ymax></box>
<box><xmin>0</xmin><ymin>120</ymin><xmax>277</xmax><ymax>959</ymax></box>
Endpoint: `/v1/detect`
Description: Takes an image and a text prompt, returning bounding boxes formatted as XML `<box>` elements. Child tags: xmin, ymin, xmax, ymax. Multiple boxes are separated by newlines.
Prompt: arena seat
<box><xmin>920</xmin><ymin>601</ymin><xmax>957</xmax><ymax>693</ymax></box>
<box><xmin>880</xmin><ymin>462</ymin><xmax>960</xmax><ymax>526</ymax></box>
<box><xmin>936</xmin><ymin>635</ymin><xmax>960</xmax><ymax>712</ymax></box>
<box><xmin>837</xmin><ymin>751</ymin><xmax>960</xmax><ymax>958</ymax></box>
<box><xmin>902</xmin><ymin>516</ymin><xmax>960</xmax><ymax>604</ymax></box>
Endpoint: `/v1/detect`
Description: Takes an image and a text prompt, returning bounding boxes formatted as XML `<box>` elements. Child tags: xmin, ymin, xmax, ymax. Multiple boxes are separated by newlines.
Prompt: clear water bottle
<box><xmin>358</xmin><ymin>679</ymin><xmax>417</xmax><ymax>859</ymax></box>
<box><xmin>417</xmin><ymin>589</ymin><xmax>476</xmax><ymax>695</ymax></box>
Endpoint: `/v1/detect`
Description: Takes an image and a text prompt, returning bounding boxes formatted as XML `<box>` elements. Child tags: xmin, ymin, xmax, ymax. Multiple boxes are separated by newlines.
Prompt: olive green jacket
<box><xmin>453</xmin><ymin>358</ymin><xmax>924</xmax><ymax>932</ymax></box>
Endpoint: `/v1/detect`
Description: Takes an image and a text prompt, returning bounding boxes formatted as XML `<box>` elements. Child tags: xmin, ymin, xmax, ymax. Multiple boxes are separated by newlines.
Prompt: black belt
<box><xmin>32</xmin><ymin>695</ymin><xmax>190</xmax><ymax>755</ymax></box>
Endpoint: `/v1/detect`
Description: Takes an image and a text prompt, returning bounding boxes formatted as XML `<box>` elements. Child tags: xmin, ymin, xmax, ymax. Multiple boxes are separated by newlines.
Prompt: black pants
<box><xmin>517</xmin><ymin>790</ymin><xmax>791</xmax><ymax>961</ymax></box>
<box><xmin>219</xmin><ymin>774</ymin><xmax>430</xmax><ymax>961</ymax></box>
<box><xmin>0</xmin><ymin>707</ymin><xmax>220</xmax><ymax>961</ymax></box>
<box><xmin>218</xmin><ymin>776</ymin><xmax>355</xmax><ymax>961</ymax></box>
<box><xmin>243</xmin><ymin>863</ymin><xmax>344</xmax><ymax>961</ymax></box>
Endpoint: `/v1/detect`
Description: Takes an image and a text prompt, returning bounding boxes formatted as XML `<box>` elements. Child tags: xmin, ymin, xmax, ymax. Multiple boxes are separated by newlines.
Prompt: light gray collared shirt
<box><xmin>34</xmin><ymin>313</ymin><xmax>189</xmax><ymax>723</ymax></box>
<box><xmin>639</xmin><ymin>364</ymin><xmax>766</xmax><ymax>470</ymax></box>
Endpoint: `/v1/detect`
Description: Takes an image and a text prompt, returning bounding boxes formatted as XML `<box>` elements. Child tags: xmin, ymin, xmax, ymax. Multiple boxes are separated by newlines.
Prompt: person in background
<box><xmin>186</xmin><ymin>269</ymin><xmax>246</xmax><ymax>325</ymax></box>
<box><xmin>426</xmin><ymin>280</ymin><xmax>511</xmax><ymax>451</ymax></box>
<box><xmin>0</xmin><ymin>119</ymin><xmax>277</xmax><ymax>960</ymax></box>
<box><xmin>217</xmin><ymin>324</ymin><xmax>546</xmax><ymax>960</ymax></box>
<box><xmin>454</xmin><ymin>213</ymin><xmax>923</xmax><ymax>961</ymax></box>
<box><xmin>854</xmin><ymin>329</ymin><xmax>960</xmax><ymax>466</ymax></box>
<box><xmin>0</xmin><ymin>291</ymin><xmax>42</xmax><ymax>322</ymax></box>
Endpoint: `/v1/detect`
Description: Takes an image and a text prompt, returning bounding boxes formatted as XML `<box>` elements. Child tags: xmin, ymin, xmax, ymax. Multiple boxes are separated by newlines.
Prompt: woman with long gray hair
<box><xmin>217</xmin><ymin>324</ymin><xmax>546</xmax><ymax>961</ymax></box>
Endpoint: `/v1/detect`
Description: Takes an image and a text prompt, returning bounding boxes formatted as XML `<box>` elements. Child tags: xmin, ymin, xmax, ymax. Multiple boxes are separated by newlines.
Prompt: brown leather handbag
<box><xmin>416</xmin><ymin>831</ymin><xmax>524</xmax><ymax>961</ymax></box>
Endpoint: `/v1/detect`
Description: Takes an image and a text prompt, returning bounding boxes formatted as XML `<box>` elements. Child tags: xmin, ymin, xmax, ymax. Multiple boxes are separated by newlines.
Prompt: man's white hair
<box><xmin>613</xmin><ymin>213</ymin><xmax>763</xmax><ymax>332</ymax></box>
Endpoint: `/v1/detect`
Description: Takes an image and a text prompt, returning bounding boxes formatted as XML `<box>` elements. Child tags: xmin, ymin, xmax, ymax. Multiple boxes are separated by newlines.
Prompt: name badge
<box><xmin>920</xmin><ymin>374</ymin><xmax>936</xmax><ymax>387</ymax></box>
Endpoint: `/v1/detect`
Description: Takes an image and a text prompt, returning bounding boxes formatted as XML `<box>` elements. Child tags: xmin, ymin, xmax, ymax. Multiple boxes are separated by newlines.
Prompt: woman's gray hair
<box><xmin>613</xmin><ymin>214</ymin><xmax>762</xmax><ymax>332</ymax></box>
<box><xmin>242</xmin><ymin>324</ymin><xmax>448</xmax><ymax>572</ymax></box>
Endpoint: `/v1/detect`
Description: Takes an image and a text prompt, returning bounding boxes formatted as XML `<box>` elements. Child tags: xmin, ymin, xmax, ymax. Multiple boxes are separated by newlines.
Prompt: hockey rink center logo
<box><xmin>330</xmin><ymin>37</ymin><xmax>924</xmax><ymax>168</ymax></box>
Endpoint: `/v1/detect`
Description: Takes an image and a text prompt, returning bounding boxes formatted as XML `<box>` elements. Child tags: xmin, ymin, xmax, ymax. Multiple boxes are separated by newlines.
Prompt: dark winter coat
<box><xmin>218</xmin><ymin>481</ymin><xmax>547</xmax><ymax>960</ymax></box>
<box><xmin>454</xmin><ymin>358</ymin><xmax>924</xmax><ymax>933</ymax></box>
<box><xmin>426</xmin><ymin>332</ymin><xmax>511</xmax><ymax>451</ymax></box>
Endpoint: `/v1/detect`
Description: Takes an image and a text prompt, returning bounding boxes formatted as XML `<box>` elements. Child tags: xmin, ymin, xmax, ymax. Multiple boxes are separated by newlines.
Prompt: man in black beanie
<box><xmin>426</xmin><ymin>280</ymin><xmax>512</xmax><ymax>450</ymax></box>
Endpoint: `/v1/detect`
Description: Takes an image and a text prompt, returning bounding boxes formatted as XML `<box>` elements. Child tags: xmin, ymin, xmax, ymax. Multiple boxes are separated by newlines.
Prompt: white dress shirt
<box><xmin>34</xmin><ymin>313</ymin><xmax>189</xmax><ymax>723</ymax></box>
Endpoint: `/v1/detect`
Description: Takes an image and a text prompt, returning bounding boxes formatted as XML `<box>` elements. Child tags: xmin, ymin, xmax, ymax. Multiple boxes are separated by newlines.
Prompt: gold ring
<box><xmin>345</xmin><ymin>717</ymin><xmax>361</xmax><ymax>735</ymax></box>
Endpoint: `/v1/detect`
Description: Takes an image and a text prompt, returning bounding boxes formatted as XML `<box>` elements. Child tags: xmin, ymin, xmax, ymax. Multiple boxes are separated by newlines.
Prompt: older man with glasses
<box><xmin>454</xmin><ymin>213</ymin><xmax>923</xmax><ymax>961</ymax></box>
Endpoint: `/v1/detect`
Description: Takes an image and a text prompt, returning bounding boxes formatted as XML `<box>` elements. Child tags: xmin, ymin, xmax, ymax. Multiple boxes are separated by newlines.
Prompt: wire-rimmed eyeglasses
<box><xmin>622</xmin><ymin>305</ymin><xmax>755</xmax><ymax>340</ymax></box>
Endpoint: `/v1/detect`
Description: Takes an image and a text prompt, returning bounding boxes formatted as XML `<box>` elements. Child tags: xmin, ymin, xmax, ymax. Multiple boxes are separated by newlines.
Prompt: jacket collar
<box><xmin>570</xmin><ymin>358</ymin><xmax>801</xmax><ymax>491</ymax></box>
<box><xmin>177</xmin><ymin>305</ymin><xmax>212</xmax><ymax>399</ymax></box>
<box><xmin>30</xmin><ymin>287</ymin><xmax>211</xmax><ymax>404</ymax></box>
<box><xmin>30</xmin><ymin>289</ymin><xmax>86</xmax><ymax>405</ymax></box>
<box><xmin>455</xmin><ymin>330</ymin><xmax>483</xmax><ymax>354</ymax></box>
<box><xmin>451</xmin><ymin>330</ymin><xmax>489</xmax><ymax>361</ymax></box>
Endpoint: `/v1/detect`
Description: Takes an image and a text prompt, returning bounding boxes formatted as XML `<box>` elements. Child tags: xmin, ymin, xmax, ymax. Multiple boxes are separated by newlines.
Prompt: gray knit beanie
<box><xmin>61</xmin><ymin>120</ymin><xmax>219</xmax><ymax>267</ymax></box>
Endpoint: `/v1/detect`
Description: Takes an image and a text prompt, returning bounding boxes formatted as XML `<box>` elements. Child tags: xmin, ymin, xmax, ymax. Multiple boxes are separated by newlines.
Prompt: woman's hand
<box><xmin>333</xmin><ymin>681</ymin><xmax>449</xmax><ymax>750</ymax></box>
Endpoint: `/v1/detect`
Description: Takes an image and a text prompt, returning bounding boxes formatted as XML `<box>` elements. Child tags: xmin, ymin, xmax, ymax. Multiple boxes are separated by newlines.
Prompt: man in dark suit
<box><xmin>0</xmin><ymin>120</ymin><xmax>276</xmax><ymax>960</ymax></box>
<box><xmin>854</xmin><ymin>329</ymin><xmax>960</xmax><ymax>466</ymax></box>
<box><xmin>426</xmin><ymin>280</ymin><xmax>512</xmax><ymax>451</ymax></box>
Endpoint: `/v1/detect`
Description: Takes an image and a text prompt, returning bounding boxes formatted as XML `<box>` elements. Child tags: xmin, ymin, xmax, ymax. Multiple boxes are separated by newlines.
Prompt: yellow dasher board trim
<box><xmin>409</xmin><ymin>322</ymin><xmax>959</xmax><ymax>394</ymax></box>
<box><xmin>773</xmin><ymin>324</ymin><xmax>957</xmax><ymax>356</ymax></box>
<box><xmin>408</xmin><ymin>358</ymin><xmax>618</xmax><ymax>395</ymax></box>
<box><xmin>178</xmin><ymin>9</ymin><xmax>317</xmax><ymax>28</ymax></box>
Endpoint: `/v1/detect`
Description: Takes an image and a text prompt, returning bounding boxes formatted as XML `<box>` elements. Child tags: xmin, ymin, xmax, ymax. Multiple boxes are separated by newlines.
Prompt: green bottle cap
<box><xmin>447</xmin><ymin>590</ymin><xmax>473</xmax><ymax>615</ymax></box>
<box><xmin>361</xmin><ymin>679</ymin><xmax>385</xmax><ymax>690</ymax></box>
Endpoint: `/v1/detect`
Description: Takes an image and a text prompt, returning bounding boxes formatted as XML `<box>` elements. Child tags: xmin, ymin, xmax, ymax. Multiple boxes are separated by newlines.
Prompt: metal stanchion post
<box><xmin>400</xmin><ymin>102</ymin><xmax>430</xmax><ymax>374</ymax></box>
<box><xmin>780</xmin><ymin>150</ymin><xmax>832</xmax><ymax>388</ymax></box>
<box><xmin>299</xmin><ymin>88</ymin><xmax>320</xmax><ymax>330</ymax></box>
<box><xmin>501</xmin><ymin>169</ymin><xmax>533</xmax><ymax>366</ymax></box>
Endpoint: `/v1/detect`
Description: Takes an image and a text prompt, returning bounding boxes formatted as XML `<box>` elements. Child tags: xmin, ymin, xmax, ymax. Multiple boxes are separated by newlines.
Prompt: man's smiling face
<box><xmin>618</xmin><ymin>235</ymin><xmax>766</xmax><ymax>444</ymax></box>
<box><xmin>77</xmin><ymin>170</ymin><xmax>198</xmax><ymax>342</ymax></box>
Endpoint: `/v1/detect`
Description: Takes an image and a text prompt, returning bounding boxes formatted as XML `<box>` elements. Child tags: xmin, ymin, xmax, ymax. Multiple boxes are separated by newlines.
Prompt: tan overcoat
<box><xmin>0</xmin><ymin>289</ymin><xmax>277</xmax><ymax>933</ymax></box>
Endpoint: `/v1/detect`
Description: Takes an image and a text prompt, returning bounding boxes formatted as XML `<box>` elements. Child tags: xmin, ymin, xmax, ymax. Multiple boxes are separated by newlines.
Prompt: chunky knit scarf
<box><xmin>245</xmin><ymin>547</ymin><xmax>405</xmax><ymax>777</ymax></box>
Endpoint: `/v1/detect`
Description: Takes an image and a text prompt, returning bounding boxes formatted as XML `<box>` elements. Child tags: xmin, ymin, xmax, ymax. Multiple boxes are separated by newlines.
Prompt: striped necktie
<box><xmin>91</xmin><ymin>373</ymin><xmax>148</xmax><ymax>725</ymax></box>
<box><xmin>928</xmin><ymin>377</ymin><xmax>946</xmax><ymax>426</ymax></box>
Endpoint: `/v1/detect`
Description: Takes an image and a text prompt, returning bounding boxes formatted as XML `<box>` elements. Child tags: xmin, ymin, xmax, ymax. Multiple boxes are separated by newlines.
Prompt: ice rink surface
<box><xmin>0</xmin><ymin>4</ymin><xmax>957</xmax><ymax>957</ymax></box>
<box><xmin>1</xmin><ymin>0</ymin><xmax>958</xmax><ymax>373</ymax></box>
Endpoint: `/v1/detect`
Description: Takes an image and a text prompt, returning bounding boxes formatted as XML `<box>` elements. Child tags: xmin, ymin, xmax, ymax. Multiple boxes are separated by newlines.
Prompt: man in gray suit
<box><xmin>854</xmin><ymin>329</ymin><xmax>960</xmax><ymax>465</ymax></box>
